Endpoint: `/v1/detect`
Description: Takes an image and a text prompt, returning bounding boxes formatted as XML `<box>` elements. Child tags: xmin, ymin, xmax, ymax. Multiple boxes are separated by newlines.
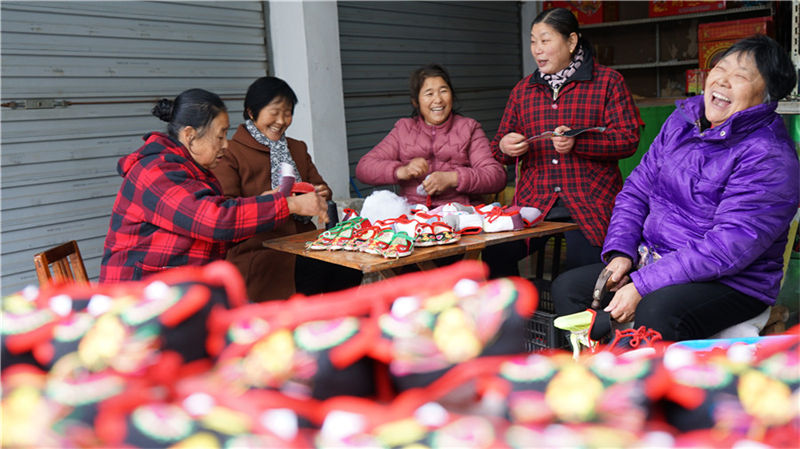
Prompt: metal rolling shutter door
<box><xmin>338</xmin><ymin>1</ymin><xmax>521</xmax><ymax>198</ymax></box>
<box><xmin>0</xmin><ymin>1</ymin><xmax>269</xmax><ymax>295</ymax></box>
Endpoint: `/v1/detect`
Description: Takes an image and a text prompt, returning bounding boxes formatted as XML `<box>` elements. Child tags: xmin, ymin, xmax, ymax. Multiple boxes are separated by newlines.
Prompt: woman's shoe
<box><xmin>554</xmin><ymin>309</ymin><xmax>613</xmax><ymax>359</ymax></box>
<box><xmin>607</xmin><ymin>326</ymin><xmax>663</xmax><ymax>356</ymax></box>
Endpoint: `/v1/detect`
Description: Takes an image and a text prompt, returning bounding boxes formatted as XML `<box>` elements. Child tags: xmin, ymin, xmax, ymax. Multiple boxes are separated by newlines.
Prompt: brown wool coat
<box><xmin>212</xmin><ymin>124</ymin><xmax>329</xmax><ymax>301</ymax></box>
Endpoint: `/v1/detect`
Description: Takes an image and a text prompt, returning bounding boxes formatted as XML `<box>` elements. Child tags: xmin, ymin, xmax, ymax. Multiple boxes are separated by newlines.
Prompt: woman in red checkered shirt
<box><xmin>100</xmin><ymin>89</ymin><xmax>328</xmax><ymax>283</ymax></box>
<box><xmin>485</xmin><ymin>7</ymin><xmax>641</xmax><ymax>278</ymax></box>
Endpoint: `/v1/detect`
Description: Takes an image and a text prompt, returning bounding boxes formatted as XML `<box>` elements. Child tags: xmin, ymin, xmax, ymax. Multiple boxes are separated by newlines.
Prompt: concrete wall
<box><xmin>268</xmin><ymin>1</ymin><xmax>351</xmax><ymax>199</ymax></box>
<box><xmin>521</xmin><ymin>1</ymin><xmax>540</xmax><ymax>77</ymax></box>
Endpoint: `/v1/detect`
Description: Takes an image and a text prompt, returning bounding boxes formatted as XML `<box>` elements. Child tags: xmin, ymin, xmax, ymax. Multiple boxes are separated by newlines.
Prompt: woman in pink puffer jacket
<box><xmin>355</xmin><ymin>64</ymin><xmax>506</xmax><ymax>207</ymax></box>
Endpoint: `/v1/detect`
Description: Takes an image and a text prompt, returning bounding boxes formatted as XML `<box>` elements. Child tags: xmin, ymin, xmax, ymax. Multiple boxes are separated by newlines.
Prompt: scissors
<box><xmin>525</xmin><ymin>126</ymin><xmax>607</xmax><ymax>143</ymax></box>
<box><xmin>591</xmin><ymin>268</ymin><xmax>613</xmax><ymax>309</ymax></box>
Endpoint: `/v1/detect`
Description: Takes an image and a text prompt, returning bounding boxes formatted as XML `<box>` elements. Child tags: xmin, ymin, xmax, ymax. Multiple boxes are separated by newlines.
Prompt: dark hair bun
<box><xmin>151</xmin><ymin>98</ymin><xmax>175</xmax><ymax>122</ymax></box>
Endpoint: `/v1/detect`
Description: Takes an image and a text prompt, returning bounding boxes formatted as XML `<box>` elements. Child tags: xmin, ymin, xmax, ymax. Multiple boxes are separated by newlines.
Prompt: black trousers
<box><xmin>482</xmin><ymin>228</ymin><xmax>602</xmax><ymax>279</ymax></box>
<box><xmin>551</xmin><ymin>263</ymin><xmax>768</xmax><ymax>341</ymax></box>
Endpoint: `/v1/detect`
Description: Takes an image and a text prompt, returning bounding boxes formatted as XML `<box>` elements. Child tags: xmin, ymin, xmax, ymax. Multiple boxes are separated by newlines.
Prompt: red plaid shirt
<box><xmin>100</xmin><ymin>132</ymin><xmax>289</xmax><ymax>283</ymax></box>
<box><xmin>491</xmin><ymin>56</ymin><xmax>640</xmax><ymax>246</ymax></box>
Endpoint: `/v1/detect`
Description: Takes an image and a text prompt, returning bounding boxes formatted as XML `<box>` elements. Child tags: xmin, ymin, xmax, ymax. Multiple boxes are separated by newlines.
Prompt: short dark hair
<box><xmin>151</xmin><ymin>88</ymin><xmax>227</xmax><ymax>139</ymax></box>
<box><xmin>719</xmin><ymin>34</ymin><xmax>797</xmax><ymax>102</ymax></box>
<box><xmin>243</xmin><ymin>76</ymin><xmax>299</xmax><ymax>121</ymax></box>
<box><xmin>409</xmin><ymin>64</ymin><xmax>458</xmax><ymax>118</ymax></box>
<box><xmin>531</xmin><ymin>7</ymin><xmax>591</xmax><ymax>54</ymax></box>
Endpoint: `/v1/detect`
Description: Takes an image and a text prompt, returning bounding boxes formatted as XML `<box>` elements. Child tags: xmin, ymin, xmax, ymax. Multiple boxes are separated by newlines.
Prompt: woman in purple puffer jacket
<box><xmin>356</xmin><ymin>64</ymin><xmax>506</xmax><ymax>207</ymax></box>
<box><xmin>553</xmin><ymin>35</ymin><xmax>799</xmax><ymax>341</ymax></box>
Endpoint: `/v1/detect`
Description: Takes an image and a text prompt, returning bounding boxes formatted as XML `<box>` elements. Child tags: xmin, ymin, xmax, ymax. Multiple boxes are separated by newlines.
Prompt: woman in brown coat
<box><xmin>213</xmin><ymin>76</ymin><xmax>350</xmax><ymax>301</ymax></box>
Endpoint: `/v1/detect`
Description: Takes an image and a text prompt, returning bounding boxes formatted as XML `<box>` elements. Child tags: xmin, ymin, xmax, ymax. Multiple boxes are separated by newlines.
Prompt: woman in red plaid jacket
<box><xmin>485</xmin><ymin>7</ymin><xmax>640</xmax><ymax>278</ymax></box>
<box><xmin>100</xmin><ymin>89</ymin><xmax>328</xmax><ymax>283</ymax></box>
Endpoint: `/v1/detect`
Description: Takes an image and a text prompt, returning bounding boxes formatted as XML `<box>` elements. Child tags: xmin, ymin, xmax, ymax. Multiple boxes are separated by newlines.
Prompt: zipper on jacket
<box><xmin>552</xmin><ymin>85</ymin><xmax>560</xmax><ymax>102</ymax></box>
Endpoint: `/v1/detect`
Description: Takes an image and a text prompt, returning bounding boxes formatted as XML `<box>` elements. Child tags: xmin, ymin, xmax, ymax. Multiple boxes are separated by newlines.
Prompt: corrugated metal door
<box><xmin>1</xmin><ymin>1</ymin><xmax>269</xmax><ymax>295</ymax></box>
<box><xmin>338</xmin><ymin>1</ymin><xmax>521</xmax><ymax>198</ymax></box>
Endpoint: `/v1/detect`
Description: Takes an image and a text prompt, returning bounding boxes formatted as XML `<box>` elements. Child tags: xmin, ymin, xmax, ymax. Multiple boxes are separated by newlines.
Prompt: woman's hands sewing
<box><xmin>261</xmin><ymin>188</ymin><xmax>328</xmax><ymax>225</ymax></box>
<box><xmin>396</xmin><ymin>157</ymin><xmax>429</xmax><ymax>181</ymax></box>
<box><xmin>602</xmin><ymin>256</ymin><xmax>641</xmax><ymax>323</ymax></box>
<box><xmin>422</xmin><ymin>171</ymin><xmax>458</xmax><ymax>196</ymax></box>
<box><xmin>314</xmin><ymin>183</ymin><xmax>331</xmax><ymax>201</ymax></box>
<box><xmin>286</xmin><ymin>192</ymin><xmax>328</xmax><ymax>224</ymax></box>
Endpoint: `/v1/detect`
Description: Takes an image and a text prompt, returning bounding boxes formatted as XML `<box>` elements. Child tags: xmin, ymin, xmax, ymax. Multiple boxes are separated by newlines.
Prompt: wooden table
<box><xmin>264</xmin><ymin>221</ymin><xmax>580</xmax><ymax>284</ymax></box>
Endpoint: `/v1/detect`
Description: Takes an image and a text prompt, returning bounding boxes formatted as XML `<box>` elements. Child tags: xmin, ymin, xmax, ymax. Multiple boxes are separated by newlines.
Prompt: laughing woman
<box><xmin>553</xmin><ymin>35</ymin><xmax>799</xmax><ymax>341</ymax></box>
<box><xmin>355</xmin><ymin>64</ymin><xmax>506</xmax><ymax>207</ymax></box>
<box><xmin>213</xmin><ymin>77</ymin><xmax>360</xmax><ymax>301</ymax></box>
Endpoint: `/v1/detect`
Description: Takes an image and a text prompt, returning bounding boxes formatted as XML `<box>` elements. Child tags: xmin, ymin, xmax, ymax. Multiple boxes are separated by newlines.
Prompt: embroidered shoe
<box><xmin>380</xmin><ymin>231</ymin><xmax>415</xmax><ymax>259</ymax></box>
<box><xmin>305</xmin><ymin>217</ymin><xmax>369</xmax><ymax>250</ymax></box>
<box><xmin>361</xmin><ymin>228</ymin><xmax>396</xmax><ymax>255</ymax></box>
<box><xmin>328</xmin><ymin>225</ymin><xmax>361</xmax><ymax>251</ymax></box>
<box><xmin>392</xmin><ymin>216</ymin><xmax>422</xmax><ymax>240</ymax></box>
<box><xmin>305</xmin><ymin>222</ymin><xmax>350</xmax><ymax>250</ymax></box>
<box><xmin>432</xmin><ymin>222</ymin><xmax>460</xmax><ymax>245</ymax></box>
<box><xmin>342</xmin><ymin>225</ymin><xmax>381</xmax><ymax>252</ymax></box>
<box><xmin>340</xmin><ymin>208</ymin><xmax>360</xmax><ymax>222</ymax></box>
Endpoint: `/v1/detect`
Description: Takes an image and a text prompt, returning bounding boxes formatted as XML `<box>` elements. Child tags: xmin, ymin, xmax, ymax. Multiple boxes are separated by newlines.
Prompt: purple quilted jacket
<box><xmin>356</xmin><ymin>114</ymin><xmax>506</xmax><ymax>206</ymax></box>
<box><xmin>603</xmin><ymin>95</ymin><xmax>799</xmax><ymax>305</ymax></box>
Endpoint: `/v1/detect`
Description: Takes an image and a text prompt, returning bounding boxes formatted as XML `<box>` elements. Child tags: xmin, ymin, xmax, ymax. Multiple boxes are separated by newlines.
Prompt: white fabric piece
<box><xmin>483</xmin><ymin>215</ymin><xmax>515</xmax><ymax>233</ymax></box>
<box><xmin>416</xmin><ymin>177</ymin><xmax>429</xmax><ymax>196</ymax></box>
<box><xmin>520</xmin><ymin>207</ymin><xmax>543</xmax><ymax>223</ymax></box>
<box><xmin>457</xmin><ymin>213</ymin><xmax>484</xmax><ymax>231</ymax></box>
<box><xmin>394</xmin><ymin>220</ymin><xmax>419</xmax><ymax>237</ymax></box>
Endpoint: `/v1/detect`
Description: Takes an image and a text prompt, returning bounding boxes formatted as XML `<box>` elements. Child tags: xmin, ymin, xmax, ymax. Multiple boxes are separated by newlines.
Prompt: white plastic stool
<box><xmin>710</xmin><ymin>306</ymin><xmax>771</xmax><ymax>339</ymax></box>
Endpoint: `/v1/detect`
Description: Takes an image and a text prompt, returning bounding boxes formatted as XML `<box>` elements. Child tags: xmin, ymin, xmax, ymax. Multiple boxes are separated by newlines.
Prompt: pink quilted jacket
<box><xmin>355</xmin><ymin>114</ymin><xmax>506</xmax><ymax>206</ymax></box>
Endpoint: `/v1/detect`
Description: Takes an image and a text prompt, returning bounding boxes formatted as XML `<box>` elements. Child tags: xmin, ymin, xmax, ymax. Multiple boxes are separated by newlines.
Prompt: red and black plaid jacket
<box><xmin>491</xmin><ymin>53</ymin><xmax>640</xmax><ymax>246</ymax></box>
<box><xmin>100</xmin><ymin>132</ymin><xmax>289</xmax><ymax>283</ymax></box>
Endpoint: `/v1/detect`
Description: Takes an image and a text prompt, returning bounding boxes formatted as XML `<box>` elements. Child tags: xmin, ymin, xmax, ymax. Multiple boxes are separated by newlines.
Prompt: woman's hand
<box><xmin>499</xmin><ymin>133</ymin><xmax>529</xmax><ymax>157</ymax></box>
<box><xmin>314</xmin><ymin>184</ymin><xmax>332</xmax><ymax>201</ymax></box>
<box><xmin>396</xmin><ymin>157</ymin><xmax>429</xmax><ymax>181</ymax></box>
<box><xmin>552</xmin><ymin>126</ymin><xmax>576</xmax><ymax>155</ymax></box>
<box><xmin>422</xmin><ymin>171</ymin><xmax>458</xmax><ymax>196</ymax></box>
<box><xmin>260</xmin><ymin>188</ymin><xmax>278</xmax><ymax>196</ymax></box>
<box><xmin>286</xmin><ymin>192</ymin><xmax>328</xmax><ymax>224</ymax></box>
<box><xmin>605</xmin><ymin>256</ymin><xmax>633</xmax><ymax>291</ymax></box>
<box><xmin>604</xmin><ymin>283</ymin><xmax>642</xmax><ymax>323</ymax></box>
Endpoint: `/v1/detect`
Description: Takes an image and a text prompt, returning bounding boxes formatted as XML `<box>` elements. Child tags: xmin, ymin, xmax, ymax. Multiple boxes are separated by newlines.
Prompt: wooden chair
<box><xmin>33</xmin><ymin>240</ymin><xmax>89</xmax><ymax>286</ymax></box>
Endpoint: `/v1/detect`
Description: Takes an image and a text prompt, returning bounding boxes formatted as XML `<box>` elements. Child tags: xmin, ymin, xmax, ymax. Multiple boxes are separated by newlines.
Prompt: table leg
<box><xmin>361</xmin><ymin>270</ymin><xmax>395</xmax><ymax>285</ymax></box>
<box><xmin>415</xmin><ymin>261</ymin><xmax>438</xmax><ymax>271</ymax></box>
<box><xmin>463</xmin><ymin>249</ymin><xmax>481</xmax><ymax>260</ymax></box>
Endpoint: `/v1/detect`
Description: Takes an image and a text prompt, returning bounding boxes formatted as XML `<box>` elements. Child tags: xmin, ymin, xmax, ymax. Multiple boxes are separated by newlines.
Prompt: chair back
<box><xmin>33</xmin><ymin>240</ymin><xmax>89</xmax><ymax>286</ymax></box>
